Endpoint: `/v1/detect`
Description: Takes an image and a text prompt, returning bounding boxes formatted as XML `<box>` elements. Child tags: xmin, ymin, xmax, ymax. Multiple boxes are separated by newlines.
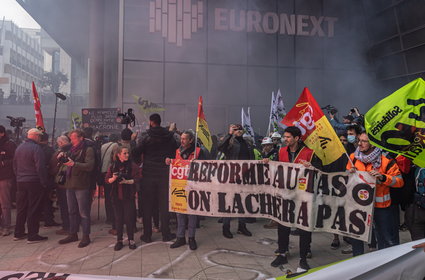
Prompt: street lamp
<box><xmin>51</xmin><ymin>92</ymin><xmax>67</xmax><ymax>146</ymax></box>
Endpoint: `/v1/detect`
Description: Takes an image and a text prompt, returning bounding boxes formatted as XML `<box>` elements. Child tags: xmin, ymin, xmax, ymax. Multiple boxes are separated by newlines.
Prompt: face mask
<box><xmin>347</xmin><ymin>135</ymin><xmax>356</xmax><ymax>143</ymax></box>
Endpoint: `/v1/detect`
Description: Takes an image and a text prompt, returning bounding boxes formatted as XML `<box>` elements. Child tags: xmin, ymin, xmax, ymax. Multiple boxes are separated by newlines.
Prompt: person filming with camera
<box><xmin>58</xmin><ymin>130</ymin><xmax>95</xmax><ymax>248</ymax></box>
<box><xmin>105</xmin><ymin>146</ymin><xmax>141</xmax><ymax>250</ymax></box>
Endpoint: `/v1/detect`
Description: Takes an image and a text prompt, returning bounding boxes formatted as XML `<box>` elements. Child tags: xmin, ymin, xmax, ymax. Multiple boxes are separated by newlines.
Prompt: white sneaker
<box><xmin>341</xmin><ymin>245</ymin><xmax>353</xmax><ymax>254</ymax></box>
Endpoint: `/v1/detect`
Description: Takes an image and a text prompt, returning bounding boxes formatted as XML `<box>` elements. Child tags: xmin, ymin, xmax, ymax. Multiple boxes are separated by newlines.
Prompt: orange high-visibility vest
<box><xmin>347</xmin><ymin>153</ymin><xmax>404</xmax><ymax>208</ymax></box>
<box><xmin>175</xmin><ymin>147</ymin><xmax>201</xmax><ymax>161</ymax></box>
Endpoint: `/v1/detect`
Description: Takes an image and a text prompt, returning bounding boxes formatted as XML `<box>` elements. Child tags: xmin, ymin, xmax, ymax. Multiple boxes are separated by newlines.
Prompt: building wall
<box><xmin>0</xmin><ymin>21</ymin><xmax>43</xmax><ymax>99</ymax></box>
<box><xmin>121</xmin><ymin>0</ymin><xmax>379</xmax><ymax>135</ymax></box>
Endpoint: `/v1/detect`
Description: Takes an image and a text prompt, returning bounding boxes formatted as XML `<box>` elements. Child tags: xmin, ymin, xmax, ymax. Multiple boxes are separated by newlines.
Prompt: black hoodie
<box><xmin>133</xmin><ymin>126</ymin><xmax>178</xmax><ymax>177</ymax></box>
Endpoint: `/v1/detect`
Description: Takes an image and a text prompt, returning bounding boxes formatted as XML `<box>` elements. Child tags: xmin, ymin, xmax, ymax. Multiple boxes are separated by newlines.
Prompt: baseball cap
<box><xmin>27</xmin><ymin>128</ymin><xmax>43</xmax><ymax>136</ymax></box>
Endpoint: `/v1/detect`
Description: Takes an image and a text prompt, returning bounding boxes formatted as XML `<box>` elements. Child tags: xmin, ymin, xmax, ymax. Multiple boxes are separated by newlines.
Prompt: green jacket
<box><xmin>63</xmin><ymin>146</ymin><xmax>95</xmax><ymax>190</ymax></box>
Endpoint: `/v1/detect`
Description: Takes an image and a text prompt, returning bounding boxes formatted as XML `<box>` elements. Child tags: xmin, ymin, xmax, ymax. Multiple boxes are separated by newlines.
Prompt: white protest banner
<box><xmin>269</xmin><ymin>239</ymin><xmax>425</xmax><ymax>280</ymax></box>
<box><xmin>169</xmin><ymin>160</ymin><xmax>376</xmax><ymax>242</ymax></box>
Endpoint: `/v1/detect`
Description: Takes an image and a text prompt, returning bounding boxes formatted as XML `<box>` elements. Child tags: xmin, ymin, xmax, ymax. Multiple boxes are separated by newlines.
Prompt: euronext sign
<box><xmin>215</xmin><ymin>8</ymin><xmax>337</xmax><ymax>37</ymax></box>
<box><xmin>149</xmin><ymin>0</ymin><xmax>338</xmax><ymax>46</ymax></box>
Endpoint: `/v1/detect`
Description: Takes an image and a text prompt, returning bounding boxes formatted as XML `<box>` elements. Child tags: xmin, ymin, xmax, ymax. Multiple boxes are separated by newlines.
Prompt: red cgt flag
<box><xmin>281</xmin><ymin>87</ymin><xmax>346</xmax><ymax>165</ymax></box>
<box><xmin>32</xmin><ymin>81</ymin><xmax>45</xmax><ymax>131</ymax></box>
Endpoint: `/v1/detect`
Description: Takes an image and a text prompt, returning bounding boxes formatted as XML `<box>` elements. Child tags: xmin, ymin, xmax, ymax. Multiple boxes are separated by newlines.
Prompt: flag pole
<box><xmin>344</xmin><ymin>151</ymin><xmax>355</xmax><ymax>168</ymax></box>
<box><xmin>266</xmin><ymin>92</ymin><xmax>274</xmax><ymax>136</ymax></box>
<box><xmin>194</xmin><ymin>97</ymin><xmax>200</xmax><ymax>160</ymax></box>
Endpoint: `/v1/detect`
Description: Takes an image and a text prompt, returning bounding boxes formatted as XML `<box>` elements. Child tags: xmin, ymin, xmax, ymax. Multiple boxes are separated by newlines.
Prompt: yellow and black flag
<box><xmin>365</xmin><ymin>78</ymin><xmax>425</xmax><ymax>167</ymax></box>
<box><xmin>196</xmin><ymin>96</ymin><xmax>212</xmax><ymax>152</ymax></box>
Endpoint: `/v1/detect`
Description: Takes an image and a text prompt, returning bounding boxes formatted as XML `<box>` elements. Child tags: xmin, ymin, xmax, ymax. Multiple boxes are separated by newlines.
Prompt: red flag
<box><xmin>32</xmin><ymin>81</ymin><xmax>45</xmax><ymax>131</ymax></box>
<box><xmin>281</xmin><ymin>88</ymin><xmax>346</xmax><ymax>165</ymax></box>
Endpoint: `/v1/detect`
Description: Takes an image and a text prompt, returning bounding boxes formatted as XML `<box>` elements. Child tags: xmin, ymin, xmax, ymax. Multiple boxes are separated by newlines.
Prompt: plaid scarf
<box><xmin>66</xmin><ymin>140</ymin><xmax>85</xmax><ymax>178</ymax></box>
<box><xmin>354</xmin><ymin>146</ymin><xmax>382</xmax><ymax>169</ymax></box>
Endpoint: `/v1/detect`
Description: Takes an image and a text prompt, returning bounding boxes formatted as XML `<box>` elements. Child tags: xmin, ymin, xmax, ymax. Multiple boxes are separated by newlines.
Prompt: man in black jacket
<box><xmin>217</xmin><ymin>124</ymin><xmax>254</xmax><ymax>239</ymax></box>
<box><xmin>0</xmin><ymin>125</ymin><xmax>17</xmax><ymax>236</ymax></box>
<box><xmin>133</xmin><ymin>113</ymin><xmax>179</xmax><ymax>243</ymax></box>
<box><xmin>13</xmin><ymin>128</ymin><xmax>48</xmax><ymax>243</ymax></box>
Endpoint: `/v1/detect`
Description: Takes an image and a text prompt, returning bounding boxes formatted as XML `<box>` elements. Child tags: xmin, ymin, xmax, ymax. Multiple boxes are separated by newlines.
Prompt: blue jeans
<box><xmin>374</xmin><ymin>205</ymin><xmax>398</xmax><ymax>249</ymax></box>
<box><xmin>177</xmin><ymin>214</ymin><xmax>197</xmax><ymax>238</ymax></box>
<box><xmin>67</xmin><ymin>189</ymin><xmax>91</xmax><ymax>235</ymax></box>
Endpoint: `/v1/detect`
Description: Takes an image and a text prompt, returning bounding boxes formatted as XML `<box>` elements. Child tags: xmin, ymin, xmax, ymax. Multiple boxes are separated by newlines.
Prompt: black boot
<box><xmin>237</xmin><ymin>224</ymin><xmax>252</xmax><ymax>236</ymax></box>
<box><xmin>188</xmin><ymin>237</ymin><xmax>197</xmax><ymax>250</ymax></box>
<box><xmin>222</xmin><ymin>226</ymin><xmax>233</xmax><ymax>239</ymax></box>
<box><xmin>170</xmin><ymin>237</ymin><xmax>186</xmax><ymax>248</ymax></box>
<box><xmin>58</xmin><ymin>234</ymin><xmax>78</xmax><ymax>244</ymax></box>
<box><xmin>271</xmin><ymin>254</ymin><xmax>288</xmax><ymax>267</ymax></box>
<box><xmin>78</xmin><ymin>235</ymin><xmax>91</xmax><ymax>248</ymax></box>
<box><xmin>114</xmin><ymin>241</ymin><xmax>123</xmax><ymax>251</ymax></box>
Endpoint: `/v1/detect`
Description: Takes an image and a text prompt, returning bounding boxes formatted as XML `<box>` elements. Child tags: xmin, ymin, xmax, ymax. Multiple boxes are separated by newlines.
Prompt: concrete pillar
<box><xmin>89</xmin><ymin>0</ymin><xmax>104</xmax><ymax>108</ymax></box>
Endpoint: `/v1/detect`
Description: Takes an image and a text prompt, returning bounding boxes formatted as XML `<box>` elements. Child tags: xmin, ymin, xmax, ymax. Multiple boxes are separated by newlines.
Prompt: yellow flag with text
<box><xmin>196</xmin><ymin>96</ymin><xmax>213</xmax><ymax>152</ymax></box>
<box><xmin>365</xmin><ymin>78</ymin><xmax>425</xmax><ymax>167</ymax></box>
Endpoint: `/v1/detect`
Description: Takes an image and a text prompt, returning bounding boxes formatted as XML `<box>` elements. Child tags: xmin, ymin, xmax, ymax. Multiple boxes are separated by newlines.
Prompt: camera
<box><xmin>114</xmin><ymin>172</ymin><xmax>127</xmax><ymax>183</ymax></box>
<box><xmin>321</xmin><ymin>105</ymin><xmax>338</xmax><ymax>115</ymax></box>
<box><xmin>117</xmin><ymin>108</ymin><xmax>136</xmax><ymax>127</ymax></box>
<box><xmin>6</xmin><ymin>116</ymin><xmax>26</xmax><ymax>128</ymax></box>
<box><xmin>58</xmin><ymin>153</ymin><xmax>70</xmax><ymax>164</ymax></box>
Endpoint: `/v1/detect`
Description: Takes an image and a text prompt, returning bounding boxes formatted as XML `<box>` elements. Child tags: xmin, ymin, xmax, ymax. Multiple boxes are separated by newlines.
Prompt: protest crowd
<box><xmin>1</xmin><ymin>93</ymin><xmax>425</xmax><ymax>273</ymax></box>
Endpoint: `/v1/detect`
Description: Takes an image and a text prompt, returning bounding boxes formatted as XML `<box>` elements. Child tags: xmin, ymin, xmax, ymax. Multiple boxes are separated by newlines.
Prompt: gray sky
<box><xmin>0</xmin><ymin>0</ymin><xmax>40</xmax><ymax>29</ymax></box>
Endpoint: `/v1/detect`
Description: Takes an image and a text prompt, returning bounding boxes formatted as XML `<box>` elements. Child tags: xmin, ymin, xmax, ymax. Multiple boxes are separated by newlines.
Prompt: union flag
<box><xmin>281</xmin><ymin>88</ymin><xmax>345</xmax><ymax>165</ymax></box>
<box><xmin>32</xmin><ymin>81</ymin><xmax>45</xmax><ymax>131</ymax></box>
<box><xmin>196</xmin><ymin>96</ymin><xmax>212</xmax><ymax>152</ymax></box>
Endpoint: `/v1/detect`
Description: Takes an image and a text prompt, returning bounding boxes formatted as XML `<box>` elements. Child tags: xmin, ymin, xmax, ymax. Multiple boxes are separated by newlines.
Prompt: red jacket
<box><xmin>279</xmin><ymin>145</ymin><xmax>314</xmax><ymax>163</ymax></box>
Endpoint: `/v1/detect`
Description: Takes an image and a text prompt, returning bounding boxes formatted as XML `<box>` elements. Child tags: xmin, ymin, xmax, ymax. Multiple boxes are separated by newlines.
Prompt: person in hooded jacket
<box><xmin>132</xmin><ymin>113</ymin><xmax>179</xmax><ymax>243</ymax></box>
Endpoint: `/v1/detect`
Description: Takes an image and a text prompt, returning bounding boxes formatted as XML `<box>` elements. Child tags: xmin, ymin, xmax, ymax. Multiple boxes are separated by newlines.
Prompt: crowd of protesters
<box><xmin>0</xmin><ymin>106</ymin><xmax>424</xmax><ymax>271</ymax></box>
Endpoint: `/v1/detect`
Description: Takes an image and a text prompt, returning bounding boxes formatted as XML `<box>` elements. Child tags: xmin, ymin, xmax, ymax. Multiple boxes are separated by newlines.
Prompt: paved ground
<box><xmin>0</xmin><ymin>199</ymin><xmax>411</xmax><ymax>280</ymax></box>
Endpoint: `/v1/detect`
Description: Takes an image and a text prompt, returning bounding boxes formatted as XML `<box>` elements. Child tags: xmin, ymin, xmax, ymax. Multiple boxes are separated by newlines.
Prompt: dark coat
<box><xmin>0</xmin><ymin>136</ymin><xmax>16</xmax><ymax>180</ymax></box>
<box><xmin>133</xmin><ymin>126</ymin><xmax>178</xmax><ymax>177</ymax></box>
<box><xmin>63</xmin><ymin>145</ymin><xmax>95</xmax><ymax>190</ymax></box>
<box><xmin>13</xmin><ymin>139</ymin><xmax>48</xmax><ymax>186</ymax></box>
<box><xmin>217</xmin><ymin>134</ymin><xmax>255</xmax><ymax>160</ymax></box>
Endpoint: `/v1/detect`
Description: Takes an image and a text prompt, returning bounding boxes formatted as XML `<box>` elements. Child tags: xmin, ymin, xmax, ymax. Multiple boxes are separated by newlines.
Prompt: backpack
<box><xmin>83</xmin><ymin>139</ymin><xmax>101</xmax><ymax>190</ymax></box>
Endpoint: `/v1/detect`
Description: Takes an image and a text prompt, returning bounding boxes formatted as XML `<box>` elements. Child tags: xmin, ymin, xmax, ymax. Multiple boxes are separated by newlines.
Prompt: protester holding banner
<box><xmin>133</xmin><ymin>113</ymin><xmax>178</xmax><ymax>243</ymax></box>
<box><xmin>105</xmin><ymin>146</ymin><xmax>141</xmax><ymax>251</ymax></box>
<box><xmin>347</xmin><ymin>132</ymin><xmax>403</xmax><ymax>255</ymax></box>
<box><xmin>166</xmin><ymin>130</ymin><xmax>208</xmax><ymax>250</ymax></box>
<box><xmin>271</xmin><ymin>126</ymin><xmax>322</xmax><ymax>270</ymax></box>
<box><xmin>217</xmin><ymin>124</ymin><xmax>254</xmax><ymax>238</ymax></box>
<box><xmin>261</xmin><ymin>137</ymin><xmax>279</xmax><ymax>229</ymax></box>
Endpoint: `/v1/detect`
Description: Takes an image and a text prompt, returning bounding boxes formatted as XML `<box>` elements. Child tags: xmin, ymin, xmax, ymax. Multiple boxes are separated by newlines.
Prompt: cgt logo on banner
<box><xmin>169</xmin><ymin>160</ymin><xmax>376</xmax><ymax>242</ymax></box>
